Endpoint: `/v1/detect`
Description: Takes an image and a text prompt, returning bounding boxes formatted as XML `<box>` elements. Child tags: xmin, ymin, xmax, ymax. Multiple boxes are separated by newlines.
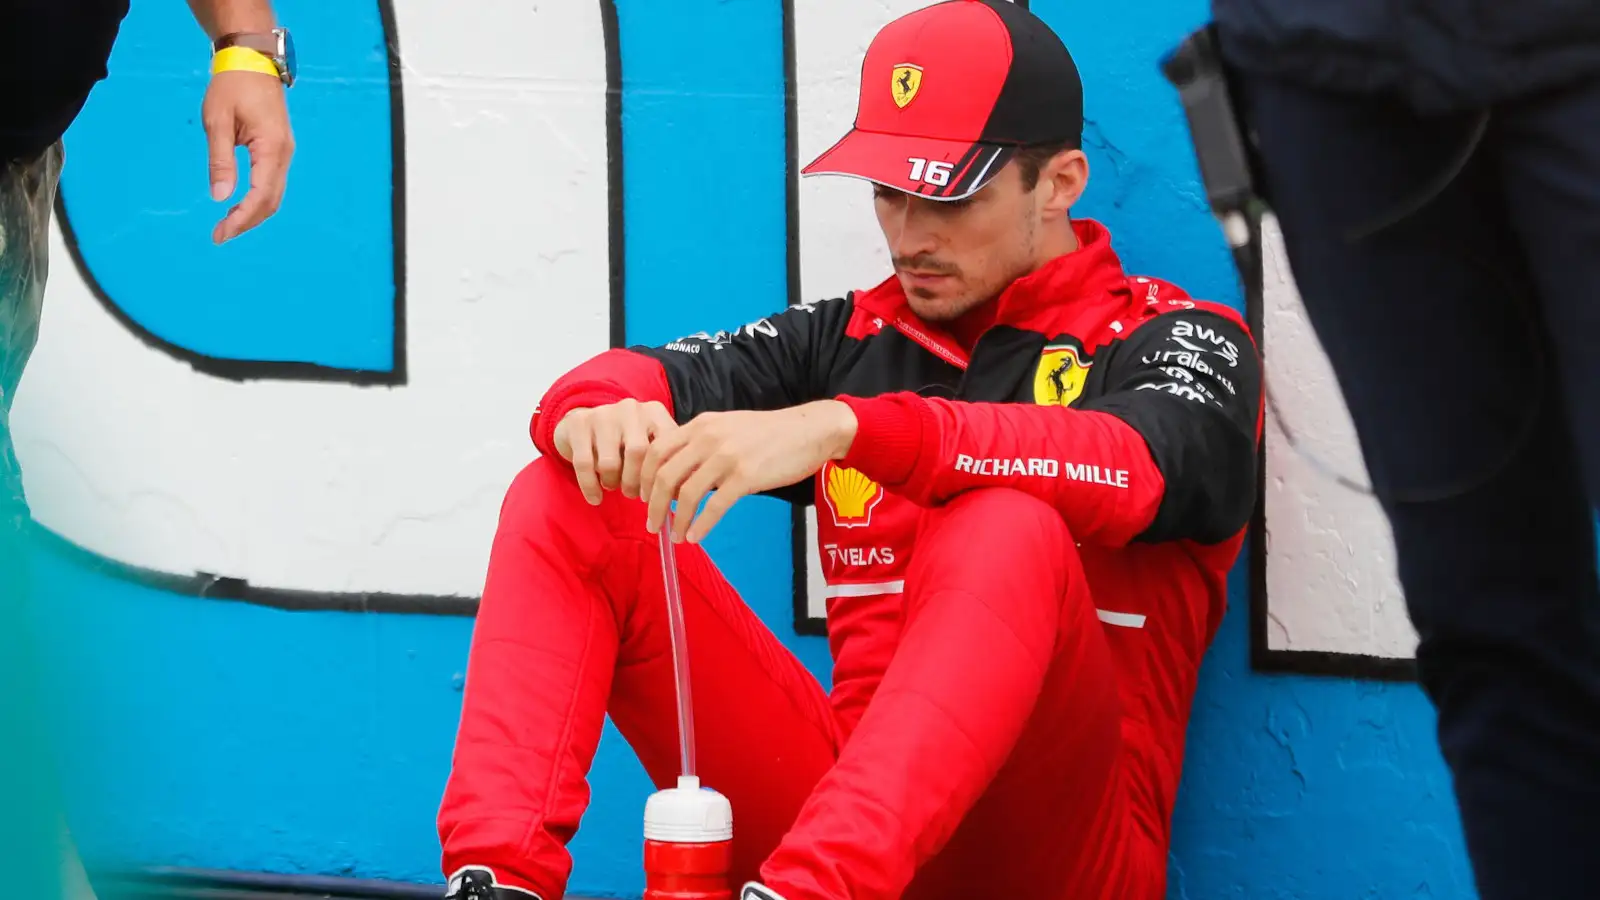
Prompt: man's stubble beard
<box><xmin>907</xmin><ymin>288</ymin><xmax>987</xmax><ymax>323</ymax></box>
<box><xmin>911</xmin><ymin>212</ymin><xmax>1039</xmax><ymax>323</ymax></box>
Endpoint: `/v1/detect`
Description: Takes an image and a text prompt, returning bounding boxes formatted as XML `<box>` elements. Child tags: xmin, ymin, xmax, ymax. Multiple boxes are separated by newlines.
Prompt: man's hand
<box><xmin>553</xmin><ymin>399</ymin><xmax>678</xmax><ymax>506</ymax></box>
<box><xmin>641</xmin><ymin>400</ymin><xmax>859</xmax><ymax>545</ymax></box>
<box><xmin>202</xmin><ymin>70</ymin><xmax>293</xmax><ymax>244</ymax></box>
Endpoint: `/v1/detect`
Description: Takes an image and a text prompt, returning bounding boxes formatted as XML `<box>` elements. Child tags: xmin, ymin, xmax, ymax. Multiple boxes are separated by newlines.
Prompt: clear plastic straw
<box><xmin>658</xmin><ymin>512</ymin><xmax>697</xmax><ymax>779</ymax></box>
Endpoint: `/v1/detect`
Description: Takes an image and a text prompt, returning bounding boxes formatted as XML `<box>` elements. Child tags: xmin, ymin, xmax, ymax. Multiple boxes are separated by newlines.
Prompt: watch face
<box><xmin>277</xmin><ymin>27</ymin><xmax>297</xmax><ymax>85</ymax></box>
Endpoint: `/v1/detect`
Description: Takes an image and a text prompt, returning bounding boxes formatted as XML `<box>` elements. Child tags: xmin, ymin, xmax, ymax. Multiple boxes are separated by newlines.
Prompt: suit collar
<box><xmin>851</xmin><ymin>218</ymin><xmax>1134</xmax><ymax>368</ymax></box>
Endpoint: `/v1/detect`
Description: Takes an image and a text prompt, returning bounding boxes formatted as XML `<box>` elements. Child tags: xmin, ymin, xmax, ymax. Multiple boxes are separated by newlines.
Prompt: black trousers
<box><xmin>1235</xmin><ymin>72</ymin><xmax>1600</xmax><ymax>898</ymax></box>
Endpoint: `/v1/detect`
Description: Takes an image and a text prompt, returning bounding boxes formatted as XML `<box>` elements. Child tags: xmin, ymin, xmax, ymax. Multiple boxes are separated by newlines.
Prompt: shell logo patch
<box><xmin>1034</xmin><ymin>344</ymin><xmax>1091</xmax><ymax>407</ymax></box>
<box><xmin>822</xmin><ymin>461</ymin><xmax>884</xmax><ymax>528</ymax></box>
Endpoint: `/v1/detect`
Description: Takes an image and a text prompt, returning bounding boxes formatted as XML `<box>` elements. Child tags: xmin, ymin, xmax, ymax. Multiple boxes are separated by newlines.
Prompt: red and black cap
<box><xmin>802</xmin><ymin>0</ymin><xmax>1084</xmax><ymax>201</ymax></box>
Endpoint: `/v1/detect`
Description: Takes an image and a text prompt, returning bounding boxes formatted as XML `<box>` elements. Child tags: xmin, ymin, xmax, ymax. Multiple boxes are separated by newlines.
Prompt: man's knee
<box><xmin>502</xmin><ymin>454</ymin><xmax>582</xmax><ymax>513</ymax></box>
<box><xmin>926</xmin><ymin>488</ymin><xmax>1074</xmax><ymax>557</ymax></box>
<box><xmin>495</xmin><ymin>454</ymin><xmax>655</xmax><ymax>567</ymax></box>
<box><xmin>910</xmin><ymin>488</ymin><xmax>1080</xmax><ymax>612</ymax></box>
<box><xmin>494</xmin><ymin>455</ymin><xmax>616</xmax><ymax>557</ymax></box>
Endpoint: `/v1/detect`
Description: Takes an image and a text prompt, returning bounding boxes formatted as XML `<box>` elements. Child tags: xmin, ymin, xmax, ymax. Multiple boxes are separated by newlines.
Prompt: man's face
<box><xmin>872</xmin><ymin>153</ymin><xmax>1082</xmax><ymax>322</ymax></box>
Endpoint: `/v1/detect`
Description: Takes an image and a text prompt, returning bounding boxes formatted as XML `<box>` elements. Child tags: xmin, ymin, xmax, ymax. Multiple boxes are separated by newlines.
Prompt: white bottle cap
<box><xmin>643</xmin><ymin>775</ymin><xmax>733</xmax><ymax>843</ymax></box>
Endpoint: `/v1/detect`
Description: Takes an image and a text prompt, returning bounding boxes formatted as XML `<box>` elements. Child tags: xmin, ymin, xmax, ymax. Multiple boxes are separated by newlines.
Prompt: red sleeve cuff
<box><xmin>838</xmin><ymin>393</ymin><xmax>936</xmax><ymax>489</ymax></box>
<box><xmin>528</xmin><ymin>350</ymin><xmax>677</xmax><ymax>459</ymax></box>
<box><xmin>530</xmin><ymin>383</ymin><xmax>630</xmax><ymax>458</ymax></box>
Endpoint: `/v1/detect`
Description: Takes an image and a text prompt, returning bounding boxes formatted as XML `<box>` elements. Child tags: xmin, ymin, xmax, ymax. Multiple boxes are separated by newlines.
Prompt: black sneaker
<box><xmin>444</xmin><ymin>866</ymin><xmax>544</xmax><ymax>900</ymax></box>
<box><xmin>740</xmin><ymin>883</ymin><xmax>789</xmax><ymax>900</ymax></box>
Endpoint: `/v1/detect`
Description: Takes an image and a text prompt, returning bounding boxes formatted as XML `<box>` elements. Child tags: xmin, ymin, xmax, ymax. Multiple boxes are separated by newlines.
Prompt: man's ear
<box><xmin>1040</xmin><ymin>149</ymin><xmax>1089</xmax><ymax>220</ymax></box>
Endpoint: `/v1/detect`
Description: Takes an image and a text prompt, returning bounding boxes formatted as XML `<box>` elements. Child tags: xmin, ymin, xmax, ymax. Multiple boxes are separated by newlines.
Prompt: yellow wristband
<box><xmin>211</xmin><ymin>45</ymin><xmax>281</xmax><ymax>79</ymax></box>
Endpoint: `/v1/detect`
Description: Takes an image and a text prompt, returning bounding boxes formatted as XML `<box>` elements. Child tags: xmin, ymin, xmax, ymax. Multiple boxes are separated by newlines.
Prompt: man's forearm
<box><xmin>185</xmin><ymin>0</ymin><xmax>278</xmax><ymax>39</ymax></box>
<box><xmin>835</xmin><ymin>392</ymin><xmax>1168</xmax><ymax>546</ymax></box>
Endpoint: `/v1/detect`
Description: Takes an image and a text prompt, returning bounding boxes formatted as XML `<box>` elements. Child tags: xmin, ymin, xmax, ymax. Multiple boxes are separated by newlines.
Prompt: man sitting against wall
<box><xmin>437</xmin><ymin>3</ymin><xmax>1263</xmax><ymax>899</ymax></box>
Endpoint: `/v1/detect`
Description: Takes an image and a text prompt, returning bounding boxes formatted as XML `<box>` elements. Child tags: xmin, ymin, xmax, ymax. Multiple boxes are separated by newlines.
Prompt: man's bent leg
<box><xmin>910</xmin><ymin>585</ymin><xmax>1150</xmax><ymax>899</ymax></box>
<box><xmin>1237</xmin><ymin>73</ymin><xmax>1600</xmax><ymax>898</ymax></box>
<box><xmin>760</xmin><ymin>488</ymin><xmax>1122</xmax><ymax>900</ymax></box>
<box><xmin>438</xmin><ymin>456</ymin><xmax>839</xmax><ymax>898</ymax></box>
<box><xmin>606</xmin><ymin>521</ymin><xmax>841</xmax><ymax>887</ymax></box>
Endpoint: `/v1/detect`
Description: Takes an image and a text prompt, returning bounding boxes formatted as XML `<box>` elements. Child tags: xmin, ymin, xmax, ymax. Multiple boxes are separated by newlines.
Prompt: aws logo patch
<box><xmin>1033</xmin><ymin>342</ymin><xmax>1092</xmax><ymax>407</ymax></box>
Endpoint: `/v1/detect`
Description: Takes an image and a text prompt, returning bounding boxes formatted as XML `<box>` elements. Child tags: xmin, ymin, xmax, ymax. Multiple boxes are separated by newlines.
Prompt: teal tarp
<box><xmin>1</xmin><ymin>142</ymin><xmax>69</xmax><ymax>899</ymax></box>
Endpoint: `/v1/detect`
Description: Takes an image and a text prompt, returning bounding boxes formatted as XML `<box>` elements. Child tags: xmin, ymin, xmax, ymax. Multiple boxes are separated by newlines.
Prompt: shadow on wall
<box><xmin>12</xmin><ymin>0</ymin><xmax>1472</xmax><ymax>898</ymax></box>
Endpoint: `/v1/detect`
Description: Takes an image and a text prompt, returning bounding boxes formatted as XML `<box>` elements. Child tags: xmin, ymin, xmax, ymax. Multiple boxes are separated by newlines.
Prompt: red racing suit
<box><xmin>439</xmin><ymin>218</ymin><xmax>1263</xmax><ymax>900</ymax></box>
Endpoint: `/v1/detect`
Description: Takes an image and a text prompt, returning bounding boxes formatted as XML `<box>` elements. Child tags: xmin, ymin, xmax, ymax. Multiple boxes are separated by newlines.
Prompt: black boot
<box><xmin>444</xmin><ymin>866</ymin><xmax>544</xmax><ymax>900</ymax></box>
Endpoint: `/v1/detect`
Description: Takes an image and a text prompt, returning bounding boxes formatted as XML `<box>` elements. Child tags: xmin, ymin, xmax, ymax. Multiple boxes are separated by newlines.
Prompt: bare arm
<box><xmin>185</xmin><ymin>0</ymin><xmax>278</xmax><ymax>40</ymax></box>
<box><xmin>185</xmin><ymin>0</ymin><xmax>294</xmax><ymax>243</ymax></box>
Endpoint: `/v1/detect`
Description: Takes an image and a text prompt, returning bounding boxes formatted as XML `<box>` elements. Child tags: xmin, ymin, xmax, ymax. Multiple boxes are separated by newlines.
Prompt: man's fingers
<box><xmin>643</xmin><ymin>452</ymin><xmax>681</xmax><ymax>536</ymax></box>
<box><xmin>592</xmin><ymin>414</ymin><xmax>623</xmax><ymax>491</ymax></box>
<box><xmin>566</xmin><ymin>425</ymin><xmax>603</xmax><ymax>506</ymax></box>
<box><xmin>671</xmin><ymin>458</ymin><xmax>729</xmax><ymax>544</ymax></box>
<box><xmin>685</xmin><ymin>482</ymin><xmax>742</xmax><ymax>545</ymax></box>
<box><xmin>203</xmin><ymin>106</ymin><xmax>237</xmax><ymax>203</ymax></box>
<box><xmin>553</xmin><ymin>417</ymin><xmax>575</xmax><ymax>463</ymax></box>
<box><xmin>215</xmin><ymin>141</ymin><xmax>288</xmax><ymax>244</ymax></box>
<box><xmin>619</xmin><ymin>414</ymin><xmax>651</xmax><ymax>499</ymax></box>
<box><xmin>639</xmin><ymin>428</ymin><xmax>687</xmax><ymax>518</ymax></box>
<box><xmin>645</xmin><ymin>403</ymin><xmax>677</xmax><ymax>436</ymax></box>
<box><xmin>645</xmin><ymin>442</ymin><xmax>703</xmax><ymax>535</ymax></box>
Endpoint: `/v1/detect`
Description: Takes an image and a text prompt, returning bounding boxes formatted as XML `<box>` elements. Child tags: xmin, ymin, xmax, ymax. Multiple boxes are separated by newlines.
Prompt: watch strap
<box><xmin>213</xmin><ymin>31</ymin><xmax>279</xmax><ymax>57</ymax></box>
<box><xmin>211</xmin><ymin>45</ymin><xmax>280</xmax><ymax>79</ymax></box>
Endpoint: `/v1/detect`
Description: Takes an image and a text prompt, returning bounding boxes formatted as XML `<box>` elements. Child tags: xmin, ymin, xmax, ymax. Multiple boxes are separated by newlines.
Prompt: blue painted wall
<box><xmin>23</xmin><ymin>0</ymin><xmax>1472</xmax><ymax>897</ymax></box>
<box><xmin>57</xmin><ymin>0</ymin><xmax>396</xmax><ymax>372</ymax></box>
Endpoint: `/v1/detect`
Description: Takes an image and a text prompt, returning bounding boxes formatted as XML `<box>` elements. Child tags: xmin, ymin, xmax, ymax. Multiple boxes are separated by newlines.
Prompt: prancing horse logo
<box><xmin>1033</xmin><ymin>344</ymin><xmax>1091</xmax><ymax>407</ymax></box>
<box><xmin>891</xmin><ymin>64</ymin><xmax>923</xmax><ymax>109</ymax></box>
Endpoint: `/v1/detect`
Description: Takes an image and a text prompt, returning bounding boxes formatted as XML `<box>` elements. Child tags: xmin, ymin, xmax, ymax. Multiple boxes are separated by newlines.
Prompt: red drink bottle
<box><xmin>643</xmin><ymin>775</ymin><xmax>734</xmax><ymax>900</ymax></box>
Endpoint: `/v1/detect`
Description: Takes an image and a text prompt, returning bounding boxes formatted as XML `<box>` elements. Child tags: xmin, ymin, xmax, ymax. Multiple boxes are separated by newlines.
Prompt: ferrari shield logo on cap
<box><xmin>1034</xmin><ymin>343</ymin><xmax>1091</xmax><ymax>407</ymax></box>
<box><xmin>891</xmin><ymin>64</ymin><xmax>923</xmax><ymax>109</ymax></box>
